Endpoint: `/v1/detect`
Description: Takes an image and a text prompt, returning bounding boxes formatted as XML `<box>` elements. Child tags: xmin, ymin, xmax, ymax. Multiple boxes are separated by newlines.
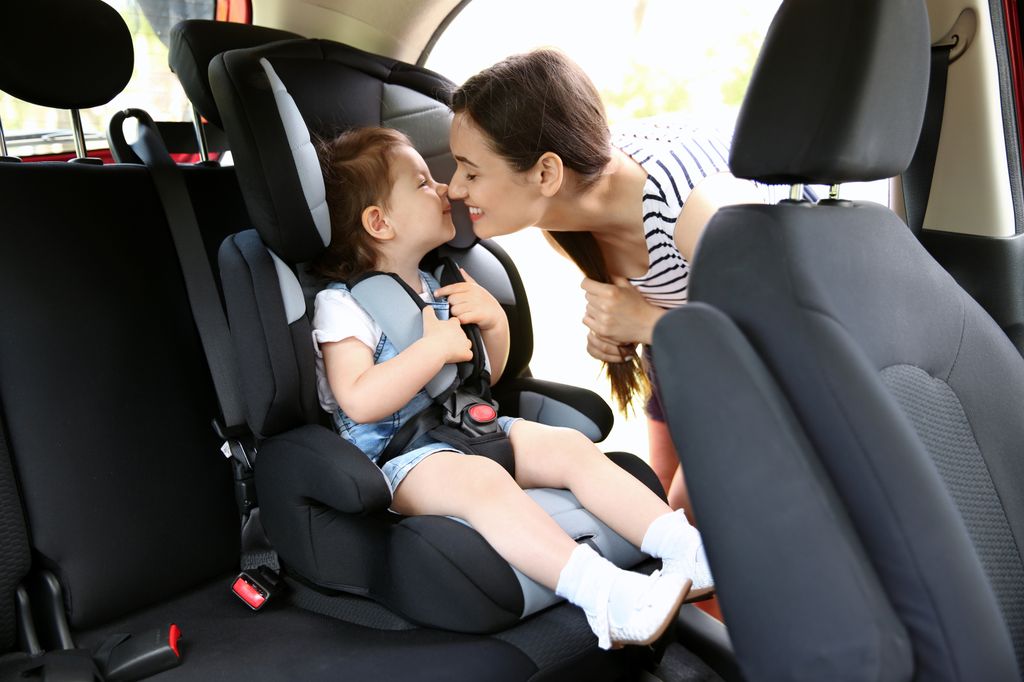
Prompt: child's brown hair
<box><xmin>309</xmin><ymin>127</ymin><xmax>413</xmax><ymax>282</ymax></box>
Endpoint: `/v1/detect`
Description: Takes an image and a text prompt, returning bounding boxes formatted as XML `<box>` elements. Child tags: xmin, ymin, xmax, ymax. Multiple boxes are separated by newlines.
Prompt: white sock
<box><xmin>641</xmin><ymin>510</ymin><xmax>714</xmax><ymax>589</ymax></box>
<box><xmin>556</xmin><ymin>544</ymin><xmax>653</xmax><ymax>648</ymax></box>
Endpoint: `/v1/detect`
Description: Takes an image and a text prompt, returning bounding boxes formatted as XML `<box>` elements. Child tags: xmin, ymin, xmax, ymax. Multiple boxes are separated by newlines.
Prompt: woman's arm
<box><xmin>322</xmin><ymin>308</ymin><xmax>472</xmax><ymax>423</ymax></box>
<box><xmin>674</xmin><ymin>171</ymin><xmax>765</xmax><ymax>261</ymax></box>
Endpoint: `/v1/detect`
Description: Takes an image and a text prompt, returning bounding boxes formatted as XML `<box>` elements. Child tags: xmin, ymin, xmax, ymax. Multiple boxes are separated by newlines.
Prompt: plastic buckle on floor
<box><xmin>93</xmin><ymin>624</ymin><xmax>182</xmax><ymax>681</ymax></box>
<box><xmin>232</xmin><ymin>566</ymin><xmax>282</xmax><ymax>611</ymax></box>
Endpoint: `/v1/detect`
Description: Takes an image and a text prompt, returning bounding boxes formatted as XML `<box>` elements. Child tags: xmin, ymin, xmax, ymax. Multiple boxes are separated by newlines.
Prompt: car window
<box><xmin>427</xmin><ymin>0</ymin><xmax>887</xmax><ymax>455</ymax></box>
<box><xmin>0</xmin><ymin>0</ymin><xmax>244</xmax><ymax>158</ymax></box>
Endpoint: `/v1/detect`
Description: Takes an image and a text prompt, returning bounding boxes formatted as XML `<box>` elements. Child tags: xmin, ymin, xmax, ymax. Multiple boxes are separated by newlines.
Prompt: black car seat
<box><xmin>655</xmin><ymin>0</ymin><xmax>1022</xmax><ymax>679</ymax></box>
<box><xmin>0</xmin><ymin>3</ymin><xmax>664</xmax><ymax>680</ymax></box>
<box><xmin>206</xmin><ymin>34</ymin><xmax>662</xmax><ymax>633</ymax></box>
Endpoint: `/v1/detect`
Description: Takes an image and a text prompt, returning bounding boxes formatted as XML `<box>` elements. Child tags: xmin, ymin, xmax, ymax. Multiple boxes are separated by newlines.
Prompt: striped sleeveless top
<box><xmin>612</xmin><ymin>121</ymin><xmax>732</xmax><ymax>309</ymax></box>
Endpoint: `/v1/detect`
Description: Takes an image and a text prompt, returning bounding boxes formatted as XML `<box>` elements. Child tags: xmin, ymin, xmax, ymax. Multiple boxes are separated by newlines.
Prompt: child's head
<box><xmin>310</xmin><ymin>127</ymin><xmax>453</xmax><ymax>282</ymax></box>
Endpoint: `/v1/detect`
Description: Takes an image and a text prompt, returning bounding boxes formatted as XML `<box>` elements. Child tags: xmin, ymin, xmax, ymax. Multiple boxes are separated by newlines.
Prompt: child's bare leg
<box><xmin>509</xmin><ymin>421</ymin><xmax>672</xmax><ymax>546</ymax></box>
<box><xmin>391</xmin><ymin>447</ymin><xmax>693</xmax><ymax>649</ymax></box>
<box><xmin>509</xmin><ymin>420</ymin><xmax>714</xmax><ymax>590</ymax></box>
<box><xmin>390</xmin><ymin>450</ymin><xmax>578</xmax><ymax>589</ymax></box>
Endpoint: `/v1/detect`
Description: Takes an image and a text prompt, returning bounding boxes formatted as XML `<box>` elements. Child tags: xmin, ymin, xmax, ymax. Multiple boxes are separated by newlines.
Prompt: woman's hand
<box><xmin>434</xmin><ymin>269</ymin><xmax>506</xmax><ymax>332</ymax></box>
<box><xmin>581</xmin><ymin>276</ymin><xmax>666</xmax><ymax>346</ymax></box>
<box><xmin>421</xmin><ymin>306</ymin><xmax>473</xmax><ymax>364</ymax></box>
<box><xmin>586</xmin><ymin>330</ymin><xmax>636</xmax><ymax>364</ymax></box>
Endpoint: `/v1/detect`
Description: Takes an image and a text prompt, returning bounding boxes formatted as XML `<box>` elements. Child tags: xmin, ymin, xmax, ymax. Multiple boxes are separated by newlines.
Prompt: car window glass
<box><xmin>0</xmin><ymin>0</ymin><xmax>217</xmax><ymax>157</ymax></box>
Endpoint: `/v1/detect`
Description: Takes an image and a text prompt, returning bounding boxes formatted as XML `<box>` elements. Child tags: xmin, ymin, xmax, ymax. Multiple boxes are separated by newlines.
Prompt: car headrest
<box><xmin>210</xmin><ymin>38</ymin><xmax>471</xmax><ymax>264</ymax></box>
<box><xmin>0</xmin><ymin>0</ymin><xmax>132</xmax><ymax>109</ymax></box>
<box><xmin>169</xmin><ymin>20</ymin><xmax>302</xmax><ymax>130</ymax></box>
<box><xmin>730</xmin><ymin>0</ymin><xmax>931</xmax><ymax>185</ymax></box>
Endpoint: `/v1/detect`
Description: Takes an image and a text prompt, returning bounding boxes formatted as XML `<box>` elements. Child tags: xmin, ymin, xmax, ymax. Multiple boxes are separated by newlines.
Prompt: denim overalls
<box><xmin>325</xmin><ymin>271</ymin><xmax>516</xmax><ymax>494</ymax></box>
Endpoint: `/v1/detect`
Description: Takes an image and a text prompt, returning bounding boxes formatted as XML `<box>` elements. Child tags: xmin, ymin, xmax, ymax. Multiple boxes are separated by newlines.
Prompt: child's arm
<box><xmin>434</xmin><ymin>270</ymin><xmax>510</xmax><ymax>384</ymax></box>
<box><xmin>321</xmin><ymin>307</ymin><xmax>473</xmax><ymax>423</ymax></box>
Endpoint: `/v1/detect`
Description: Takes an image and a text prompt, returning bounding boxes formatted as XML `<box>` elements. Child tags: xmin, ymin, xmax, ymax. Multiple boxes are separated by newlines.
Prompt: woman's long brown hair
<box><xmin>548</xmin><ymin>231</ymin><xmax>651</xmax><ymax>414</ymax></box>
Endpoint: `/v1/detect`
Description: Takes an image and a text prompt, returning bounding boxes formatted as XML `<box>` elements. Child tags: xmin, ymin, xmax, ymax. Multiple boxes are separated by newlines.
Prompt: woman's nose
<box><xmin>448</xmin><ymin>178</ymin><xmax>466</xmax><ymax>200</ymax></box>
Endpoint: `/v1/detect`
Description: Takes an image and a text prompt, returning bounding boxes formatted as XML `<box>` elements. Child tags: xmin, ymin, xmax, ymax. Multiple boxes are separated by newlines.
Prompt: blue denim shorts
<box><xmin>381</xmin><ymin>415</ymin><xmax>520</xmax><ymax>495</ymax></box>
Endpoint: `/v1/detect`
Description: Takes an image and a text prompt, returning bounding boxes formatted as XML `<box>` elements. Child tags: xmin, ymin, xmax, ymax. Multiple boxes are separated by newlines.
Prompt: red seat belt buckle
<box><xmin>231</xmin><ymin>567</ymin><xmax>281</xmax><ymax>611</ymax></box>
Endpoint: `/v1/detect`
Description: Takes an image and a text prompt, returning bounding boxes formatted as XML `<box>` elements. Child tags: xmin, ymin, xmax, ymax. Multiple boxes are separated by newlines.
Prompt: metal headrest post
<box><xmin>191</xmin><ymin>104</ymin><xmax>210</xmax><ymax>162</ymax></box>
<box><xmin>69</xmin><ymin>108</ymin><xmax>87</xmax><ymax>159</ymax></box>
<box><xmin>0</xmin><ymin>113</ymin><xmax>8</xmax><ymax>156</ymax></box>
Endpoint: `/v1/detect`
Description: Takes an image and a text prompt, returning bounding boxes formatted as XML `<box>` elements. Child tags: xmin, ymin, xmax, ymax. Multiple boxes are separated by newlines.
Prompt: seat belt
<box><xmin>903</xmin><ymin>44</ymin><xmax>953</xmax><ymax>236</ymax></box>
<box><xmin>348</xmin><ymin>260</ymin><xmax>514</xmax><ymax>476</ymax></box>
<box><xmin>120</xmin><ymin>110</ymin><xmax>280</xmax><ymax>593</ymax></box>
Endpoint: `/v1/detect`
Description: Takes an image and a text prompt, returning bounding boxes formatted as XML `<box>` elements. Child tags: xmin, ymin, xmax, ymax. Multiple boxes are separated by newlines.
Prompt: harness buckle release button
<box><xmin>466</xmin><ymin>404</ymin><xmax>497</xmax><ymax>424</ymax></box>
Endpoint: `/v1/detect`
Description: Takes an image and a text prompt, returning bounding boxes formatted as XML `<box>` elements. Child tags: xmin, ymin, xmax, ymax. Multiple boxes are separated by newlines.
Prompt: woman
<box><xmin>448</xmin><ymin>48</ymin><xmax>764</xmax><ymax>516</ymax></box>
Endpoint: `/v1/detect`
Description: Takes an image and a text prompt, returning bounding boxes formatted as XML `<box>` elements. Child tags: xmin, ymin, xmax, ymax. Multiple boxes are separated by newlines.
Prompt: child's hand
<box><xmin>434</xmin><ymin>269</ymin><xmax>506</xmax><ymax>332</ymax></box>
<box><xmin>422</xmin><ymin>306</ymin><xmax>473</xmax><ymax>364</ymax></box>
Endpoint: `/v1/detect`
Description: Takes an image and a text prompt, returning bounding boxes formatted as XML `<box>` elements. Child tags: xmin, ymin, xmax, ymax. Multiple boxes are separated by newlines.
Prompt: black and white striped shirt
<box><xmin>613</xmin><ymin>120</ymin><xmax>734</xmax><ymax>309</ymax></box>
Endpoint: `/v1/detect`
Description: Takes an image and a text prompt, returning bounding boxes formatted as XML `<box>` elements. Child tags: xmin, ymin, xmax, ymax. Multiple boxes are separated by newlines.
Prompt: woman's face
<box><xmin>448</xmin><ymin>112</ymin><xmax>547</xmax><ymax>239</ymax></box>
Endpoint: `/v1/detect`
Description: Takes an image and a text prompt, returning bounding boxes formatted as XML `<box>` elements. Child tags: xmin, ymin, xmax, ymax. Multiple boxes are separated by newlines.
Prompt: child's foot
<box><xmin>660</xmin><ymin>543</ymin><xmax>715</xmax><ymax>591</ymax></box>
<box><xmin>585</xmin><ymin>569</ymin><xmax>691</xmax><ymax>649</ymax></box>
<box><xmin>642</xmin><ymin>510</ymin><xmax>715</xmax><ymax>590</ymax></box>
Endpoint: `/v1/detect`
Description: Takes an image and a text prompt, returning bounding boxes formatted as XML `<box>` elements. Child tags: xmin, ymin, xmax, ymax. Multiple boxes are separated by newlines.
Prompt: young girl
<box><xmin>310</xmin><ymin>127</ymin><xmax>712</xmax><ymax>650</ymax></box>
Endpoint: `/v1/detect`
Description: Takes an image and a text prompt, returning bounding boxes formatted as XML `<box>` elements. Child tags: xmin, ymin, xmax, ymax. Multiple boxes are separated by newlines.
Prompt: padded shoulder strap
<box><xmin>348</xmin><ymin>272</ymin><xmax>457</xmax><ymax>398</ymax></box>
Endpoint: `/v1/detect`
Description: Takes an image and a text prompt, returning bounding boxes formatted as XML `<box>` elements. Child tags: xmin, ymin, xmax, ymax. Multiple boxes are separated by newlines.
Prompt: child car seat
<box><xmin>208</xmin><ymin>37</ymin><xmax>661</xmax><ymax>632</ymax></box>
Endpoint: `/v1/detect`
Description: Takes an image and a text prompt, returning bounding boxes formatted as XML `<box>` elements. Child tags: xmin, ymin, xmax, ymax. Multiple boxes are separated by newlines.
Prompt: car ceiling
<box><xmin>252</xmin><ymin>0</ymin><xmax>466</xmax><ymax>65</ymax></box>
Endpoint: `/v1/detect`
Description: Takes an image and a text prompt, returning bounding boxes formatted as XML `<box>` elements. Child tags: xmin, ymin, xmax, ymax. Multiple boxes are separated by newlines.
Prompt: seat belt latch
<box><xmin>232</xmin><ymin>566</ymin><xmax>282</xmax><ymax>611</ymax></box>
<box><xmin>93</xmin><ymin>624</ymin><xmax>183</xmax><ymax>681</ymax></box>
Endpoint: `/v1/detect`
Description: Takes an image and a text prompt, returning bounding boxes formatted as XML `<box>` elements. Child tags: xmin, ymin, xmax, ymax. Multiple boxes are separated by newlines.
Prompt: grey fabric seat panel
<box><xmin>653</xmin><ymin>303</ymin><xmax>912</xmax><ymax>681</ymax></box>
<box><xmin>693</xmin><ymin>201</ymin><xmax>1022</xmax><ymax>679</ymax></box>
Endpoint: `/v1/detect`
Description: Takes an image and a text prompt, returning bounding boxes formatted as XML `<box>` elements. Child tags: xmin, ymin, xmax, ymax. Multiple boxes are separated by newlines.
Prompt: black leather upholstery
<box><xmin>730</xmin><ymin>0</ymin><xmax>930</xmax><ymax>184</ymax></box>
<box><xmin>0</xmin><ymin>0</ymin><xmax>133</xmax><ymax>109</ymax></box>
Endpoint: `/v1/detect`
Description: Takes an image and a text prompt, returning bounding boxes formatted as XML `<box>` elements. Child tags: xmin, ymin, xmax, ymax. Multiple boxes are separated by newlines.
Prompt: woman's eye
<box><xmin>465</xmin><ymin>173</ymin><xmax>477</xmax><ymax>182</ymax></box>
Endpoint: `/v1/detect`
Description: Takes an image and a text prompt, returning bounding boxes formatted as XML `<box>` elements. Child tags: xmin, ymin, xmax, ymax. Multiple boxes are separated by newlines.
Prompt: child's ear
<box><xmin>361</xmin><ymin>205</ymin><xmax>394</xmax><ymax>241</ymax></box>
<box><xmin>533</xmin><ymin>152</ymin><xmax>564</xmax><ymax>197</ymax></box>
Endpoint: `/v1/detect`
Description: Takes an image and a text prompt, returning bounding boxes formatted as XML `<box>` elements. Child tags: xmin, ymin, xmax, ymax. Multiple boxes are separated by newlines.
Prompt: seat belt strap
<box><xmin>123</xmin><ymin>110</ymin><xmax>278</xmax><ymax>581</ymax></box>
<box><xmin>903</xmin><ymin>45</ymin><xmax>953</xmax><ymax>236</ymax></box>
<box><xmin>126</xmin><ymin>109</ymin><xmax>247</xmax><ymax>434</ymax></box>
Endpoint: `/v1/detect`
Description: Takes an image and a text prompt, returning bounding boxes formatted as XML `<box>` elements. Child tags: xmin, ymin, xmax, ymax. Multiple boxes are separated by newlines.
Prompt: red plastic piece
<box><xmin>168</xmin><ymin>624</ymin><xmax>182</xmax><ymax>658</ymax></box>
<box><xmin>467</xmin><ymin>404</ymin><xmax>497</xmax><ymax>423</ymax></box>
<box><xmin>232</xmin><ymin>576</ymin><xmax>267</xmax><ymax>609</ymax></box>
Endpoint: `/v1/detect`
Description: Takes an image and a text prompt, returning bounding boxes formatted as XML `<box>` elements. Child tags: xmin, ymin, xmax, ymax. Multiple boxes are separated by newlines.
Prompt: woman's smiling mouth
<box><xmin>468</xmin><ymin>206</ymin><xmax>483</xmax><ymax>222</ymax></box>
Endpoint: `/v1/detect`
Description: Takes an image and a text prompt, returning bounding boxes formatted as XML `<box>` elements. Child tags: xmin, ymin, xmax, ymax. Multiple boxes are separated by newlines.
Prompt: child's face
<box><xmin>385</xmin><ymin>145</ymin><xmax>456</xmax><ymax>254</ymax></box>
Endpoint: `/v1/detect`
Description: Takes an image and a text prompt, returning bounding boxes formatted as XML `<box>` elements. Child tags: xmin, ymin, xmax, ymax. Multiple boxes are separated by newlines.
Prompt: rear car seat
<box><xmin>0</xmin><ymin>3</ymin><xmax>680</xmax><ymax>679</ymax></box>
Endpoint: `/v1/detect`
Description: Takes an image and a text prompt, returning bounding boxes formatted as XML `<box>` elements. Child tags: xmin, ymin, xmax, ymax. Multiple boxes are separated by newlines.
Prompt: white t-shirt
<box><xmin>312</xmin><ymin>276</ymin><xmax>434</xmax><ymax>413</ymax></box>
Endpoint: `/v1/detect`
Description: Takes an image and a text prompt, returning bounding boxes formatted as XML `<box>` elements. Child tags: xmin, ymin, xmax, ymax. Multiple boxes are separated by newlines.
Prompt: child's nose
<box><xmin>436</xmin><ymin>182</ymin><xmax>449</xmax><ymax>198</ymax></box>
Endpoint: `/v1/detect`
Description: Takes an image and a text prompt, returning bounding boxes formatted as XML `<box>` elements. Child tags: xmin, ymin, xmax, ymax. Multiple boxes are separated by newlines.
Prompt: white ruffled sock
<box><xmin>641</xmin><ymin>510</ymin><xmax>714</xmax><ymax>590</ymax></box>
<box><xmin>556</xmin><ymin>543</ymin><xmax>688</xmax><ymax>649</ymax></box>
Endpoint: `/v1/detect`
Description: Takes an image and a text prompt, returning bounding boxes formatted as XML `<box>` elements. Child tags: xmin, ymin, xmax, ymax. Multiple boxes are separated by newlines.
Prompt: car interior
<box><xmin>2</xmin><ymin>0</ymin><xmax>1024</xmax><ymax>680</ymax></box>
